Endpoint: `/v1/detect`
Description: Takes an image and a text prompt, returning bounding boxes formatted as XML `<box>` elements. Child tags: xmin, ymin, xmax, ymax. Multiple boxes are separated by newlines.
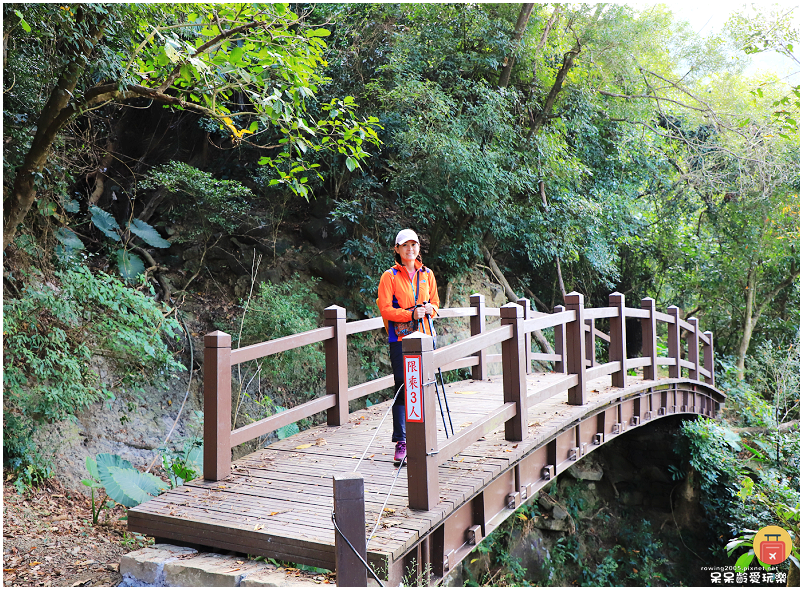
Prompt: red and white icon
<box><xmin>760</xmin><ymin>534</ymin><xmax>786</xmax><ymax>565</ymax></box>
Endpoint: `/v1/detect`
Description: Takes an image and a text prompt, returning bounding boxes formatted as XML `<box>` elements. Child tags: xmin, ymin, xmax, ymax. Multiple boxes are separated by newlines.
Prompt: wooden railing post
<box><xmin>517</xmin><ymin>298</ymin><xmax>532</xmax><ymax>374</ymax></box>
<box><xmin>325</xmin><ymin>305</ymin><xmax>349</xmax><ymax>426</ymax></box>
<box><xmin>609</xmin><ymin>292</ymin><xmax>627</xmax><ymax>388</ymax></box>
<box><xmin>501</xmin><ymin>303</ymin><xmax>527</xmax><ymax>441</ymax></box>
<box><xmin>703</xmin><ymin>331</ymin><xmax>715</xmax><ymax>386</ymax></box>
<box><xmin>204</xmin><ymin>331</ymin><xmax>231</xmax><ymax>481</ymax></box>
<box><xmin>470</xmin><ymin>294</ymin><xmax>487</xmax><ymax>380</ymax></box>
<box><xmin>565</xmin><ymin>292</ymin><xmax>587</xmax><ymax>405</ymax></box>
<box><xmin>667</xmin><ymin>306</ymin><xmax>681</xmax><ymax>379</ymax></box>
<box><xmin>333</xmin><ymin>473</ymin><xmax>367</xmax><ymax>587</ymax></box>
<box><xmin>687</xmin><ymin>317</ymin><xmax>700</xmax><ymax>381</ymax></box>
<box><xmin>402</xmin><ymin>333</ymin><xmax>439</xmax><ymax>510</ymax></box>
<box><xmin>584</xmin><ymin>318</ymin><xmax>596</xmax><ymax>367</ymax></box>
<box><xmin>641</xmin><ymin>298</ymin><xmax>657</xmax><ymax>381</ymax></box>
<box><xmin>553</xmin><ymin>304</ymin><xmax>567</xmax><ymax>374</ymax></box>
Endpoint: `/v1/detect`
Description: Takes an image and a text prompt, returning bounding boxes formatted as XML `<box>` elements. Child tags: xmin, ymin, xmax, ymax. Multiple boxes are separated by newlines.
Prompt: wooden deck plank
<box><xmin>129</xmin><ymin>371</ymin><xmax>677</xmax><ymax>567</ymax></box>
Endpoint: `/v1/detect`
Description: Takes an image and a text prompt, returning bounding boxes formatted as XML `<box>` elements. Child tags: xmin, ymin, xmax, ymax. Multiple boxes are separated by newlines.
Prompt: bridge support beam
<box><xmin>325</xmin><ymin>306</ymin><xmax>349</xmax><ymax>426</ymax></box>
<box><xmin>565</xmin><ymin>292</ymin><xmax>586</xmax><ymax>405</ymax></box>
<box><xmin>469</xmin><ymin>294</ymin><xmax>487</xmax><ymax>381</ymax></box>
<box><xmin>403</xmin><ymin>333</ymin><xmax>439</xmax><ymax>511</ymax></box>
<box><xmin>501</xmin><ymin>303</ymin><xmax>527</xmax><ymax>441</ymax></box>
<box><xmin>609</xmin><ymin>292</ymin><xmax>627</xmax><ymax>388</ymax></box>
<box><xmin>204</xmin><ymin>331</ymin><xmax>231</xmax><ymax>481</ymax></box>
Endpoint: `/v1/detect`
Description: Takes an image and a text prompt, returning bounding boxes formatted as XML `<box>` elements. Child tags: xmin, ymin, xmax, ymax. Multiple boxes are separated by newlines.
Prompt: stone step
<box><xmin>120</xmin><ymin>543</ymin><xmax>332</xmax><ymax>587</ymax></box>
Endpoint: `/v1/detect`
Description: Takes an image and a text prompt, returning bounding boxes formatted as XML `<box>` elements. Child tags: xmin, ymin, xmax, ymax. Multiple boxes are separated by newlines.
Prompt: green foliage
<box><xmin>3</xmin><ymin>263</ymin><xmax>185</xmax><ymax>476</ymax></box>
<box><xmin>140</xmin><ymin>161</ymin><xmax>255</xmax><ymax>243</ymax></box>
<box><xmin>229</xmin><ymin>278</ymin><xmax>324</xmax><ymax>429</ymax></box>
<box><xmin>82</xmin><ymin>456</ymin><xmax>115</xmax><ymax>525</ymax></box>
<box><xmin>681</xmin><ymin>344</ymin><xmax>800</xmax><ymax>564</ymax></box>
<box><xmin>161</xmin><ymin>439</ymin><xmax>203</xmax><ymax>489</ymax></box>
<box><xmin>86</xmin><ymin>453</ymin><xmax>168</xmax><ymax>509</ymax></box>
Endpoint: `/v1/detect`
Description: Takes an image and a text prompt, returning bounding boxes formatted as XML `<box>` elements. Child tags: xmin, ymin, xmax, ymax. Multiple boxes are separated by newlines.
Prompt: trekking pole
<box><xmin>417</xmin><ymin>305</ymin><xmax>450</xmax><ymax>438</ymax></box>
<box><xmin>427</xmin><ymin>311</ymin><xmax>455</xmax><ymax>436</ymax></box>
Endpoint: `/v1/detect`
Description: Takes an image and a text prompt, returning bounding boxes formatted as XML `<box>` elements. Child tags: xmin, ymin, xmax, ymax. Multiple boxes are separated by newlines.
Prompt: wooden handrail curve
<box><xmin>203</xmin><ymin>291</ymin><xmax>715</xmax><ymax>487</ymax></box>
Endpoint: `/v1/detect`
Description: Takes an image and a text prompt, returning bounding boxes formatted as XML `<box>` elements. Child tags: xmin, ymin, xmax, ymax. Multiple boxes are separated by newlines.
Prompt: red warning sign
<box><xmin>404</xmin><ymin>355</ymin><xmax>423</xmax><ymax>423</ymax></box>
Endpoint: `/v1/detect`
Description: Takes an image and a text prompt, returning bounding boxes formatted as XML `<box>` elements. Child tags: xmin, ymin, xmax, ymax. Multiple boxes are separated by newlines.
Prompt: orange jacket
<box><xmin>378</xmin><ymin>261</ymin><xmax>440</xmax><ymax>342</ymax></box>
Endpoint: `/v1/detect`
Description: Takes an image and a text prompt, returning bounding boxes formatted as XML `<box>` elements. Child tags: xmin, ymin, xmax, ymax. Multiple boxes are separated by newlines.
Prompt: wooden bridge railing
<box><xmin>203</xmin><ymin>291</ymin><xmax>715</xmax><ymax>486</ymax></box>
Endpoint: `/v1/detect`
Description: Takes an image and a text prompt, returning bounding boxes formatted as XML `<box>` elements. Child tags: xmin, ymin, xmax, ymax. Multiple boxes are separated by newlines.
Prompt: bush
<box><xmin>3</xmin><ymin>263</ymin><xmax>185</xmax><ymax>475</ymax></box>
<box><xmin>229</xmin><ymin>278</ymin><xmax>325</xmax><ymax>424</ymax></box>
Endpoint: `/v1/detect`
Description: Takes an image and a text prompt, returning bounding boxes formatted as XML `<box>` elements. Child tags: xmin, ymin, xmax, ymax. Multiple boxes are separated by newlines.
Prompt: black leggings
<box><xmin>389</xmin><ymin>341</ymin><xmax>406</xmax><ymax>442</ymax></box>
<box><xmin>389</xmin><ymin>340</ymin><xmax>405</xmax><ymax>407</ymax></box>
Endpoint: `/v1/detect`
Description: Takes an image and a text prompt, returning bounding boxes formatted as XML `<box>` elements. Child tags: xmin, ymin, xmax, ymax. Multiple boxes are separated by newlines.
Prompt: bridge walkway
<box><xmin>128</xmin><ymin>371</ymin><xmax>714</xmax><ymax>581</ymax></box>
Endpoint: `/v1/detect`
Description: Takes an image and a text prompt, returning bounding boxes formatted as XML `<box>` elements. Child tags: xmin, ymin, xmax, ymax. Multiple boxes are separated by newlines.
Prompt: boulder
<box><xmin>534</xmin><ymin>514</ymin><xmax>571</xmax><ymax>532</ymax></box>
<box><xmin>301</xmin><ymin>217</ymin><xmax>338</xmax><ymax>249</ymax></box>
<box><xmin>309</xmin><ymin>253</ymin><xmax>346</xmax><ymax>287</ymax></box>
<box><xmin>566</xmin><ymin>456</ymin><xmax>604</xmax><ymax>481</ymax></box>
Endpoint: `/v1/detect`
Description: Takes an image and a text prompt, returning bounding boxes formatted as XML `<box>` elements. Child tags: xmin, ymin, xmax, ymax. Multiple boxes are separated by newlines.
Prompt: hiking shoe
<box><xmin>394</xmin><ymin>441</ymin><xmax>407</xmax><ymax>463</ymax></box>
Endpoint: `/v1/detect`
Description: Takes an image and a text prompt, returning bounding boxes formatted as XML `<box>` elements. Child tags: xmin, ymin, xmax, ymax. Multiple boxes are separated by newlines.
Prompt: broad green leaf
<box><xmin>14</xmin><ymin>10</ymin><xmax>31</xmax><ymax>33</ymax></box>
<box><xmin>90</xmin><ymin>206</ymin><xmax>121</xmax><ymax>241</ymax></box>
<box><xmin>734</xmin><ymin>551</ymin><xmax>755</xmax><ymax>573</ymax></box>
<box><xmin>306</xmin><ymin>28</ymin><xmax>331</xmax><ymax>38</ymax></box>
<box><xmin>55</xmin><ymin>228</ymin><xmax>84</xmax><ymax>250</ymax></box>
<box><xmin>116</xmin><ymin>249</ymin><xmax>146</xmax><ymax>281</ymax></box>
<box><xmin>63</xmin><ymin>199</ymin><xmax>80</xmax><ymax>213</ymax></box>
<box><xmin>128</xmin><ymin>219</ymin><xmax>171</xmax><ymax>248</ymax></box>
<box><xmin>86</xmin><ymin>456</ymin><xmax>100</xmax><ymax>480</ymax></box>
<box><xmin>345</xmin><ymin>156</ymin><xmax>358</xmax><ymax>172</ymax></box>
<box><xmin>104</xmin><ymin>465</ymin><xmax>167</xmax><ymax>507</ymax></box>
<box><xmin>277</xmin><ymin>422</ymin><xmax>299</xmax><ymax>440</ymax></box>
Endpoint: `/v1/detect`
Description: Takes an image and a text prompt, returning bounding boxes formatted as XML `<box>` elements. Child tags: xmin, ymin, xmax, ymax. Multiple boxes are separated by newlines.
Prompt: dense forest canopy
<box><xmin>3</xmin><ymin>2</ymin><xmax>800</xmax><ymax>581</ymax></box>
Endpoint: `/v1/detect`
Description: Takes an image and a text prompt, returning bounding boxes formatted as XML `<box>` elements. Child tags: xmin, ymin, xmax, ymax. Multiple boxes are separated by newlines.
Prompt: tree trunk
<box><xmin>482</xmin><ymin>246</ymin><xmax>555</xmax><ymax>355</ymax></box>
<box><xmin>529</xmin><ymin>39</ymin><xmax>582</xmax><ymax>136</ymax></box>
<box><xmin>498</xmin><ymin>3</ymin><xmax>535</xmax><ymax>88</ymax></box>
<box><xmin>540</xmin><ymin>181</ymin><xmax>567</xmax><ymax>303</ymax></box>
<box><xmin>736</xmin><ymin>260</ymin><xmax>800</xmax><ymax>379</ymax></box>
<box><xmin>3</xmin><ymin>10</ymin><xmax>107</xmax><ymax>251</ymax></box>
<box><xmin>735</xmin><ymin>269</ymin><xmax>756</xmax><ymax>380</ymax></box>
<box><xmin>788</xmin><ymin>558</ymin><xmax>800</xmax><ymax>587</ymax></box>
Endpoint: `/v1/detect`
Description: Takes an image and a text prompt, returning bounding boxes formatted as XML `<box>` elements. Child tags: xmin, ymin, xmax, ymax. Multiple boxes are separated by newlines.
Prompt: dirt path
<box><xmin>3</xmin><ymin>471</ymin><xmax>338</xmax><ymax>587</ymax></box>
<box><xmin>2</xmin><ymin>474</ymin><xmax>135</xmax><ymax>587</ymax></box>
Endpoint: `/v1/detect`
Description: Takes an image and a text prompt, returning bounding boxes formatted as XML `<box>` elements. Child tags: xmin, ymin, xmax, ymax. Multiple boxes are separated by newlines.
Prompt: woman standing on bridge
<box><xmin>378</xmin><ymin>229</ymin><xmax>440</xmax><ymax>464</ymax></box>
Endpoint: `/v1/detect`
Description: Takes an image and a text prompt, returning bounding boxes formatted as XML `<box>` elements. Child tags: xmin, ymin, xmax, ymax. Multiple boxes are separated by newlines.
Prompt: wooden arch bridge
<box><xmin>129</xmin><ymin>292</ymin><xmax>724</xmax><ymax>586</ymax></box>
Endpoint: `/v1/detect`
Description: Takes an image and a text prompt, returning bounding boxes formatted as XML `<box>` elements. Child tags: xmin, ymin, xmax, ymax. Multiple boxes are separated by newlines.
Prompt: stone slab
<box><xmin>120</xmin><ymin>543</ymin><xmax>327</xmax><ymax>587</ymax></box>
<box><xmin>120</xmin><ymin>544</ymin><xmax>198</xmax><ymax>585</ymax></box>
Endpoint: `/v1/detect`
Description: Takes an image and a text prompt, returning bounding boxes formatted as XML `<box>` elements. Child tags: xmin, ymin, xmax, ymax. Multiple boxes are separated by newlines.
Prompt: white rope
<box><xmin>367</xmin><ymin>455</ymin><xmax>406</xmax><ymax>547</ymax></box>
<box><xmin>354</xmin><ymin>383</ymin><xmax>404</xmax><ymax>473</ymax></box>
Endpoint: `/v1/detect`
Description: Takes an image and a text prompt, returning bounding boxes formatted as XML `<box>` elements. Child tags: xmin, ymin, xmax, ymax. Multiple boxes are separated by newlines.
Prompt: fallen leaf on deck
<box><xmin>268</xmin><ymin>511</ymin><xmax>280</xmax><ymax>516</ymax></box>
<box><xmin>383</xmin><ymin>507</ymin><xmax>395</xmax><ymax>514</ymax></box>
<box><xmin>254</xmin><ymin>524</ymin><xmax>263</xmax><ymax>530</ymax></box>
<box><xmin>295</xmin><ymin>444</ymin><xmax>312</xmax><ymax>449</ymax></box>
<box><xmin>315</xmin><ymin>438</ymin><xmax>327</xmax><ymax>446</ymax></box>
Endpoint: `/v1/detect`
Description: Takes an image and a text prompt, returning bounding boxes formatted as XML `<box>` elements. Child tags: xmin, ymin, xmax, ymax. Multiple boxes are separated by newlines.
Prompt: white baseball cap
<box><xmin>395</xmin><ymin>229</ymin><xmax>419</xmax><ymax>246</ymax></box>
